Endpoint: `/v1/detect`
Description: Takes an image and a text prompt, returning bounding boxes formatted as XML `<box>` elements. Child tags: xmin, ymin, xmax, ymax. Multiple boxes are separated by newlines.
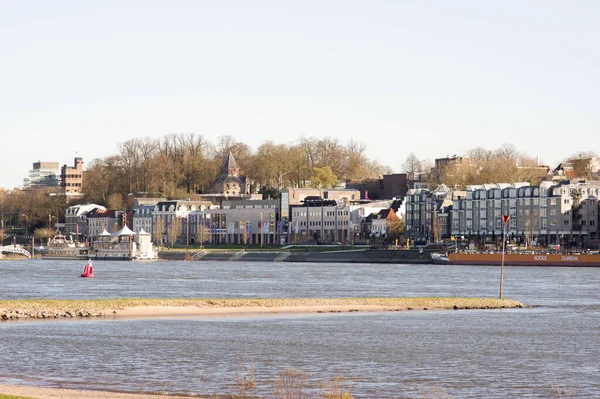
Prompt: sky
<box><xmin>1</xmin><ymin>1</ymin><xmax>599</xmax><ymax>189</ymax></box>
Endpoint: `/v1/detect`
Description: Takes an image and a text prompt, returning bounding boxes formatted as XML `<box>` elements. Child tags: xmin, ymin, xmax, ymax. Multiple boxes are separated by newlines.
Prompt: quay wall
<box><xmin>158</xmin><ymin>249</ymin><xmax>434</xmax><ymax>264</ymax></box>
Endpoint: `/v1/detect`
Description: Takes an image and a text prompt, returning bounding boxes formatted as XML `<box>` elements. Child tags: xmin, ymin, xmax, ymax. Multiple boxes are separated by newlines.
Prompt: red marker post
<box><xmin>499</xmin><ymin>215</ymin><xmax>510</xmax><ymax>299</ymax></box>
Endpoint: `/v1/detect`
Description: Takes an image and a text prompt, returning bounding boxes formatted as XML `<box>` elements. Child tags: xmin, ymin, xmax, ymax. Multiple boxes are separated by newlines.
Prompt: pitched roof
<box><xmin>220</xmin><ymin>151</ymin><xmax>239</xmax><ymax>172</ymax></box>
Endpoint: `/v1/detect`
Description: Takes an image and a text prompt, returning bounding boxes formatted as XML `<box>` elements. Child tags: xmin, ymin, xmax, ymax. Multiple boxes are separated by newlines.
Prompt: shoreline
<box><xmin>0</xmin><ymin>383</ymin><xmax>205</xmax><ymax>399</ymax></box>
<box><xmin>0</xmin><ymin>297</ymin><xmax>525</xmax><ymax>321</ymax></box>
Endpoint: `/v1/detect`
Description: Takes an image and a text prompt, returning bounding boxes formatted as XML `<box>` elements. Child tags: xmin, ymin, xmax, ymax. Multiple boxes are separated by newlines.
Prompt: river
<box><xmin>1</xmin><ymin>259</ymin><xmax>599</xmax><ymax>398</ymax></box>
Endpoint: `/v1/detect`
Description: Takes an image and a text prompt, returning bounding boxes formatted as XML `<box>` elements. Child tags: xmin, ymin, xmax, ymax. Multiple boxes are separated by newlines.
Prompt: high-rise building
<box><xmin>23</xmin><ymin>161</ymin><xmax>60</xmax><ymax>189</ymax></box>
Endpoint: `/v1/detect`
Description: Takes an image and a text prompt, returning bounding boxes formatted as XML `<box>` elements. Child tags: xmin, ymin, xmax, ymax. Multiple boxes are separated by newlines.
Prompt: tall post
<box><xmin>260</xmin><ymin>212</ymin><xmax>263</xmax><ymax>249</ymax></box>
<box><xmin>500</xmin><ymin>215</ymin><xmax>510</xmax><ymax>299</ymax></box>
<box><xmin>341</xmin><ymin>209</ymin><xmax>345</xmax><ymax>246</ymax></box>
<box><xmin>321</xmin><ymin>201</ymin><xmax>324</xmax><ymax>243</ymax></box>
<box><xmin>186</xmin><ymin>215</ymin><xmax>189</xmax><ymax>254</ymax></box>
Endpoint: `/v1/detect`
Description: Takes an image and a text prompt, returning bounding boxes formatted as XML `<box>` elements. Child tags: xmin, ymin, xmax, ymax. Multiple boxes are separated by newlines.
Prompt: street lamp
<box><xmin>49</xmin><ymin>214</ymin><xmax>58</xmax><ymax>230</ymax></box>
<box><xmin>21</xmin><ymin>214</ymin><xmax>29</xmax><ymax>237</ymax></box>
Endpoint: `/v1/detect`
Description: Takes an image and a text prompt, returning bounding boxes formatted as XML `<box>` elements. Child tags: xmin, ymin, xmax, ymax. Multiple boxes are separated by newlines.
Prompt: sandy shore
<box><xmin>0</xmin><ymin>297</ymin><xmax>525</xmax><ymax>321</ymax></box>
<box><xmin>113</xmin><ymin>304</ymin><xmax>416</xmax><ymax>319</ymax></box>
<box><xmin>0</xmin><ymin>384</ymin><xmax>204</xmax><ymax>398</ymax></box>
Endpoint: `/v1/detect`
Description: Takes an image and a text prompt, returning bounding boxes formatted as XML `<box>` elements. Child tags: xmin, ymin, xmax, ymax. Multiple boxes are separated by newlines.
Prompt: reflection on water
<box><xmin>1</xmin><ymin>260</ymin><xmax>600</xmax><ymax>398</ymax></box>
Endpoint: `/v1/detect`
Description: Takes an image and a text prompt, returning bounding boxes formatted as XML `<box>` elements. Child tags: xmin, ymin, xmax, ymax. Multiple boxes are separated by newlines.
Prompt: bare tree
<box><xmin>153</xmin><ymin>216</ymin><xmax>165</xmax><ymax>248</ymax></box>
<box><xmin>402</xmin><ymin>152</ymin><xmax>423</xmax><ymax>174</ymax></box>
<box><xmin>167</xmin><ymin>217</ymin><xmax>182</xmax><ymax>248</ymax></box>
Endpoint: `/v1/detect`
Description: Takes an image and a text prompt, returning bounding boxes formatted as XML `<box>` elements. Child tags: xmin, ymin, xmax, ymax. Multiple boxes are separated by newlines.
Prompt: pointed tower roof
<box><xmin>99</xmin><ymin>229</ymin><xmax>112</xmax><ymax>236</ymax></box>
<box><xmin>220</xmin><ymin>151</ymin><xmax>239</xmax><ymax>174</ymax></box>
<box><xmin>116</xmin><ymin>225</ymin><xmax>135</xmax><ymax>236</ymax></box>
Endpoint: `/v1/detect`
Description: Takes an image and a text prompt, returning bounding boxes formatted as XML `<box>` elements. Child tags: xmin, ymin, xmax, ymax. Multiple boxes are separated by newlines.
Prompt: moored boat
<box><xmin>431</xmin><ymin>252</ymin><xmax>451</xmax><ymax>265</ymax></box>
<box><xmin>447</xmin><ymin>252</ymin><xmax>600</xmax><ymax>267</ymax></box>
<box><xmin>43</xmin><ymin>234</ymin><xmax>90</xmax><ymax>260</ymax></box>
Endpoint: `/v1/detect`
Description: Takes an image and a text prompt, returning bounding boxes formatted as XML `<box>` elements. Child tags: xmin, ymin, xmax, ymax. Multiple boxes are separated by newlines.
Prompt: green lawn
<box><xmin>0</xmin><ymin>394</ymin><xmax>35</xmax><ymax>399</ymax></box>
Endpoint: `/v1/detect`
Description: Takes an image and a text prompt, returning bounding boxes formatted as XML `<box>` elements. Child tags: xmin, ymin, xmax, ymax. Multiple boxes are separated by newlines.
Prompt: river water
<box><xmin>1</xmin><ymin>259</ymin><xmax>599</xmax><ymax>398</ymax></box>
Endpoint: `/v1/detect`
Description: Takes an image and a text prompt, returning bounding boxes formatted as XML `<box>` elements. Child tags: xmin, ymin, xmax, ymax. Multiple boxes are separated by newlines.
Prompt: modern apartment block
<box><xmin>448</xmin><ymin>181</ymin><xmax>600</xmax><ymax>247</ymax></box>
<box><xmin>405</xmin><ymin>184</ymin><xmax>455</xmax><ymax>242</ymax></box>
<box><xmin>23</xmin><ymin>161</ymin><xmax>60</xmax><ymax>189</ymax></box>
<box><xmin>60</xmin><ymin>157</ymin><xmax>84</xmax><ymax>195</ymax></box>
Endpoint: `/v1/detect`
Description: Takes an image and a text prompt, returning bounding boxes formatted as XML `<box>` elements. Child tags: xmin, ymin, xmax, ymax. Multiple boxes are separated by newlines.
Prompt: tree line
<box><xmin>82</xmin><ymin>134</ymin><xmax>391</xmax><ymax>205</ymax></box>
<box><xmin>402</xmin><ymin>144</ymin><xmax>599</xmax><ymax>189</ymax></box>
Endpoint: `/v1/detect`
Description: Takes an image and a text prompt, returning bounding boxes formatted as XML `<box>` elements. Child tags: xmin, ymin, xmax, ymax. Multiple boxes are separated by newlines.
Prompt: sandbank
<box><xmin>0</xmin><ymin>297</ymin><xmax>525</xmax><ymax>321</ymax></box>
<box><xmin>0</xmin><ymin>384</ymin><xmax>203</xmax><ymax>398</ymax></box>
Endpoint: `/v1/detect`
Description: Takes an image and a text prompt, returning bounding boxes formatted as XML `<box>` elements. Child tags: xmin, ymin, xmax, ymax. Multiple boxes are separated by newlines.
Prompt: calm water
<box><xmin>1</xmin><ymin>259</ymin><xmax>600</xmax><ymax>398</ymax></box>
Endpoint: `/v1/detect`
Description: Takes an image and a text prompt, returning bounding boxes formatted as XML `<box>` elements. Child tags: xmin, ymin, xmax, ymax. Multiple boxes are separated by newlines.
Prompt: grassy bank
<box><xmin>0</xmin><ymin>297</ymin><xmax>525</xmax><ymax>320</ymax></box>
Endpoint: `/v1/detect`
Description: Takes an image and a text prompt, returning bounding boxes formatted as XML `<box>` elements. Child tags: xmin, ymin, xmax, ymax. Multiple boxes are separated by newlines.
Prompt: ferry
<box><xmin>431</xmin><ymin>251</ymin><xmax>600</xmax><ymax>267</ymax></box>
<box><xmin>43</xmin><ymin>234</ymin><xmax>90</xmax><ymax>260</ymax></box>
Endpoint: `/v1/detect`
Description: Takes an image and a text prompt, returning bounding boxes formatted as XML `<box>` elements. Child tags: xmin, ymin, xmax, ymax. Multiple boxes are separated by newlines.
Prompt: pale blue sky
<box><xmin>1</xmin><ymin>1</ymin><xmax>599</xmax><ymax>189</ymax></box>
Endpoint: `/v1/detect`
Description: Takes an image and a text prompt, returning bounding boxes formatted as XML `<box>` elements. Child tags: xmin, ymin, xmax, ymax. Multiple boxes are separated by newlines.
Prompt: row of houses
<box><xmin>63</xmin><ymin>187</ymin><xmax>402</xmax><ymax>246</ymax></box>
<box><xmin>405</xmin><ymin>180</ymin><xmax>600</xmax><ymax>247</ymax></box>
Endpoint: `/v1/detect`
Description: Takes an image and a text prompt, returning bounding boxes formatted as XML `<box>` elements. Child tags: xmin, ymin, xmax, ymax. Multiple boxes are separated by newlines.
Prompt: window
<box><xmin>551</xmin><ymin>219</ymin><xmax>557</xmax><ymax>226</ymax></box>
<box><xmin>550</xmin><ymin>209</ymin><xmax>556</xmax><ymax>216</ymax></box>
<box><xmin>564</xmin><ymin>220</ymin><xmax>570</xmax><ymax>226</ymax></box>
<box><xmin>550</xmin><ymin>199</ymin><xmax>557</xmax><ymax>206</ymax></box>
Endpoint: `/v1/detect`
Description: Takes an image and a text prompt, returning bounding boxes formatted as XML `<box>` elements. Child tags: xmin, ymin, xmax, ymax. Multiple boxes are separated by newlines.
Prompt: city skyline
<box><xmin>2</xmin><ymin>1</ymin><xmax>599</xmax><ymax>189</ymax></box>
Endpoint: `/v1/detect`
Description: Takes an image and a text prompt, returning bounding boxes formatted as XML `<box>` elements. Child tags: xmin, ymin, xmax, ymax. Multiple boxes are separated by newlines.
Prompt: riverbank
<box><xmin>0</xmin><ymin>297</ymin><xmax>525</xmax><ymax>321</ymax></box>
<box><xmin>0</xmin><ymin>384</ymin><xmax>204</xmax><ymax>398</ymax></box>
<box><xmin>159</xmin><ymin>248</ymin><xmax>436</xmax><ymax>263</ymax></box>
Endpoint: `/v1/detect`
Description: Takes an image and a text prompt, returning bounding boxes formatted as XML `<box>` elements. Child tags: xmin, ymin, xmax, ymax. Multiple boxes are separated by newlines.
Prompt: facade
<box><xmin>405</xmin><ymin>184</ymin><xmax>454</xmax><ymax>243</ymax></box>
<box><xmin>64</xmin><ymin>203</ymin><xmax>106</xmax><ymax>240</ymax></box>
<box><xmin>87</xmin><ymin>209</ymin><xmax>124</xmax><ymax>240</ymax></box>
<box><xmin>370</xmin><ymin>208</ymin><xmax>400</xmax><ymax>238</ymax></box>
<box><xmin>288</xmin><ymin>197</ymin><xmax>388</xmax><ymax>244</ymax></box>
<box><xmin>197</xmin><ymin>206</ymin><xmax>279</xmax><ymax>245</ymax></box>
<box><xmin>152</xmin><ymin>200</ymin><xmax>214</xmax><ymax>245</ymax></box>
<box><xmin>60</xmin><ymin>157</ymin><xmax>84</xmax><ymax>195</ymax></box>
<box><xmin>280</xmin><ymin>187</ymin><xmax>360</xmax><ymax>221</ymax></box>
<box><xmin>446</xmin><ymin>181</ymin><xmax>600</xmax><ymax>248</ymax></box>
<box><xmin>133</xmin><ymin>205</ymin><xmax>155</xmax><ymax>235</ymax></box>
<box><xmin>23</xmin><ymin>161</ymin><xmax>60</xmax><ymax>189</ymax></box>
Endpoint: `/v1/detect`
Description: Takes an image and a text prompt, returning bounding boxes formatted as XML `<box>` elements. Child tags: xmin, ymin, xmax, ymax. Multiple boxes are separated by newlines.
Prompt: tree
<box><xmin>153</xmin><ymin>216</ymin><xmax>165</xmax><ymax>248</ymax></box>
<box><xmin>167</xmin><ymin>217</ymin><xmax>182</xmax><ymax>248</ymax></box>
<box><xmin>402</xmin><ymin>153</ymin><xmax>423</xmax><ymax>174</ymax></box>
<box><xmin>568</xmin><ymin>151</ymin><xmax>599</xmax><ymax>180</ymax></box>
<box><xmin>195</xmin><ymin>222</ymin><xmax>209</xmax><ymax>248</ymax></box>
<box><xmin>311</xmin><ymin>166</ymin><xmax>338</xmax><ymax>189</ymax></box>
<box><xmin>387</xmin><ymin>219</ymin><xmax>405</xmax><ymax>244</ymax></box>
<box><xmin>34</xmin><ymin>228</ymin><xmax>55</xmax><ymax>241</ymax></box>
<box><xmin>107</xmin><ymin>193</ymin><xmax>126</xmax><ymax>210</ymax></box>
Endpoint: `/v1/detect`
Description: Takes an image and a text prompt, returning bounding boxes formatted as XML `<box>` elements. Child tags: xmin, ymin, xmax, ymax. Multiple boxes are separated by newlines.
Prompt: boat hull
<box><xmin>448</xmin><ymin>253</ymin><xmax>600</xmax><ymax>267</ymax></box>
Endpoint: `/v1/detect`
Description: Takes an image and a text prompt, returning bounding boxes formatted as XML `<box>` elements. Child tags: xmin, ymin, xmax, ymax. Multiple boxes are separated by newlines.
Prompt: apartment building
<box><xmin>449</xmin><ymin>181</ymin><xmax>600</xmax><ymax>247</ymax></box>
<box><xmin>405</xmin><ymin>184</ymin><xmax>454</xmax><ymax>242</ymax></box>
<box><xmin>64</xmin><ymin>203</ymin><xmax>106</xmax><ymax>240</ymax></box>
<box><xmin>60</xmin><ymin>157</ymin><xmax>84</xmax><ymax>195</ymax></box>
